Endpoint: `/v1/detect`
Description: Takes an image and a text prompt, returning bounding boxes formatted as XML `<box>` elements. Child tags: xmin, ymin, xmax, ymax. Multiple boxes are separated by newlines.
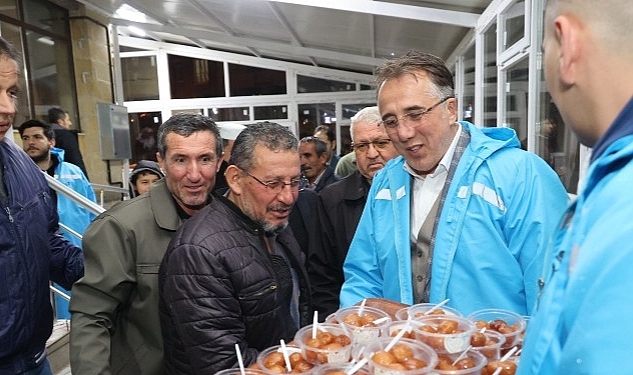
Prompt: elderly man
<box><xmin>70</xmin><ymin>113</ymin><xmax>222</xmax><ymax>375</ymax></box>
<box><xmin>518</xmin><ymin>1</ymin><xmax>633</xmax><ymax>374</ymax></box>
<box><xmin>0</xmin><ymin>37</ymin><xmax>83</xmax><ymax>375</ymax></box>
<box><xmin>340</xmin><ymin>51</ymin><xmax>569</xmax><ymax>316</ymax></box>
<box><xmin>159</xmin><ymin>122</ymin><xmax>311</xmax><ymax>374</ymax></box>
<box><xmin>309</xmin><ymin>106</ymin><xmax>398</xmax><ymax>319</ymax></box>
<box><xmin>299</xmin><ymin>136</ymin><xmax>339</xmax><ymax>191</ymax></box>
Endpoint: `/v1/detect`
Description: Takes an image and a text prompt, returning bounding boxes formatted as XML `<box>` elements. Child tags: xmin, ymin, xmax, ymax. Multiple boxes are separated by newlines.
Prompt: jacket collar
<box><xmin>149</xmin><ymin>179</ymin><xmax>184</xmax><ymax>231</ymax></box>
<box><xmin>216</xmin><ymin>193</ymin><xmax>267</xmax><ymax>236</ymax></box>
<box><xmin>590</xmin><ymin>95</ymin><xmax>633</xmax><ymax>163</ymax></box>
<box><xmin>341</xmin><ymin>171</ymin><xmax>370</xmax><ymax>201</ymax></box>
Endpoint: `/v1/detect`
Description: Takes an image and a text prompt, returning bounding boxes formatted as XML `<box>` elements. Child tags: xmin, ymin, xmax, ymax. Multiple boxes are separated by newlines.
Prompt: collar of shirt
<box><xmin>406</xmin><ymin>125</ymin><xmax>462</xmax><ymax>242</ymax></box>
<box><xmin>310</xmin><ymin>167</ymin><xmax>327</xmax><ymax>189</ymax></box>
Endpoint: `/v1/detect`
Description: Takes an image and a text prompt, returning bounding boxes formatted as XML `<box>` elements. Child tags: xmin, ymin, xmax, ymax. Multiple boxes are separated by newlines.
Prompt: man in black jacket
<box><xmin>159</xmin><ymin>122</ymin><xmax>312</xmax><ymax>374</ymax></box>
<box><xmin>309</xmin><ymin>106</ymin><xmax>398</xmax><ymax>320</ymax></box>
<box><xmin>48</xmin><ymin>106</ymin><xmax>89</xmax><ymax>178</ymax></box>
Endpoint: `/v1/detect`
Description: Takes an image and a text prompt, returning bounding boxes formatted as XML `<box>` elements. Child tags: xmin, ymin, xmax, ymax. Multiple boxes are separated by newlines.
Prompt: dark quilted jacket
<box><xmin>159</xmin><ymin>195</ymin><xmax>312</xmax><ymax>374</ymax></box>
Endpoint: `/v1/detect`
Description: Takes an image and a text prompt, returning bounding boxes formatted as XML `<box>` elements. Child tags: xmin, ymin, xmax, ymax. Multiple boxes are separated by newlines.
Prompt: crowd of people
<box><xmin>1</xmin><ymin>0</ymin><xmax>632</xmax><ymax>371</ymax></box>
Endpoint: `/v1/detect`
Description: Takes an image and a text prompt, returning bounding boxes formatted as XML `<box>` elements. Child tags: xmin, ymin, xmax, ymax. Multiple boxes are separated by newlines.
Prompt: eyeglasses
<box><xmin>351</xmin><ymin>139</ymin><xmax>392</xmax><ymax>152</ymax></box>
<box><xmin>380</xmin><ymin>96</ymin><xmax>454</xmax><ymax>133</ymax></box>
<box><xmin>244</xmin><ymin>171</ymin><xmax>305</xmax><ymax>193</ymax></box>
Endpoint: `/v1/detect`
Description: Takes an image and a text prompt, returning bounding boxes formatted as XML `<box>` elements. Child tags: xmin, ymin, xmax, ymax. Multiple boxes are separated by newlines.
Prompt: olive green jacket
<box><xmin>70</xmin><ymin>179</ymin><xmax>181</xmax><ymax>375</ymax></box>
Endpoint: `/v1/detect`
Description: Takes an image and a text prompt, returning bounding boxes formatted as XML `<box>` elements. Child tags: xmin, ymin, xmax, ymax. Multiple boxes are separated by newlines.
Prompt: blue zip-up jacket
<box><xmin>340</xmin><ymin>122</ymin><xmax>569</xmax><ymax>316</ymax></box>
<box><xmin>51</xmin><ymin>147</ymin><xmax>96</xmax><ymax>247</ymax></box>
<box><xmin>0</xmin><ymin>139</ymin><xmax>83</xmax><ymax>373</ymax></box>
<box><xmin>50</xmin><ymin>147</ymin><xmax>95</xmax><ymax>319</ymax></box>
<box><xmin>518</xmin><ymin>99</ymin><xmax>633</xmax><ymax>375</ymax></box>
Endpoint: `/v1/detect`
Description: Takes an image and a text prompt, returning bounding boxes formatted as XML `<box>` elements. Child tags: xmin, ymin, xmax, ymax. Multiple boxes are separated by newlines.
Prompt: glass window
<box><xmin>483</xmin><ymin>23</ymin><xmax>498</xmax><ymax>127</ymax></box>
<box><xmin>22</xmin><ymin>0</ymin><xmax>68</xmax><ymax>36</ymax></box>
<box><xmin>228</xmin><ymin>64</ymin><xmax>285</xmax><ymax>96</ymax></box>
<box><xmin>298</xmin><ymin>103</ymin><xmax>336</xmax><ymax>139</ymax></box>
<box><xmin>129</xmin><ymin>112</ymin><xmax>162</xmax><ymax>163</ymax></box>
<box><xmin>25</xmin><ymin>30</ymin><xmax>76</xmax><ymax>122</ymax></box>
<box><xmin>169</xmin><ymin>54</ymin><xmax>225</xmax><ymax>99</ymax></box>
<box><xmin>462</xmin><ymin>44</ymin><xmax>476</xmax><ymax>122</ymax></box>
<box><xmin>297</xmin><ymin>75</ymin><xmax>356</xmax><ymax>93</ymax></box>
<box><xmin>208</xmin><ymin>107</ymin><xmax>250</xmax><ymax>122</ymax></box>
<box><xmin>360</xmin><ymin>84</ymin><xmax>374</xmax><ymax>91</ymax></box>
<box><xmin>0</xmin><ymin>0</ymin><xmax>18</xmax><ymax>18</ymax></box>
<box><xmin>503</xmin><ymin>1</ymin><xmax>526</xmax><ymax>51</ymax></box>
<box><xmin>121</xmin><ymin>56</ymin><xmax>159</xmax><ymax>101</ymax></box>
<box><xmin>342</xmin><ymin>103</ymin><xmax>375</xmax><ymax>120</ymax></box>
<box><xmin>254</xmin><ymin>105</ymin><xmax>288</xmax><ymax>120</ymax></box>
<box><xmin>503</xmin><ymin>56</ymin><xmax>529</xmax><ymax>147</ymax></box>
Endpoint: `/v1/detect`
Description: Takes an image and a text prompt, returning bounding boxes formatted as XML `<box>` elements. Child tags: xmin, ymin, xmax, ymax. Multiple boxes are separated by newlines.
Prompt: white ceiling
<box><xmin>75</xmin><ymin>0</ymin><xmax>493</xmax><ymax>74</ymax></box>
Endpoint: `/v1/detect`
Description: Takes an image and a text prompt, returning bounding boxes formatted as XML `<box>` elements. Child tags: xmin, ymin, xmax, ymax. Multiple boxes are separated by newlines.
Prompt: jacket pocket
<box><xmin>238</xmin><ymin>282</ymin><xmax>277</xmax><ymax>301</ymax></box>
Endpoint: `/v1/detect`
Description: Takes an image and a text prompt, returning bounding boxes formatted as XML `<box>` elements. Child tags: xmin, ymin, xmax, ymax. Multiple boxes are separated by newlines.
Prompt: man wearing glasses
<box><xmin>309</xmin><ymin>106</ymin><xmax>398</xmax><ymax>320</ymax></box>
<box><xmin>340</xmin><ymin>51</ymin><xmax>569</xmax><ymax>316</ymax></box>
<box><xmin>159</xmin><ymin>122</ymin><xmax>311</xmax><ymax>374</ymax></box>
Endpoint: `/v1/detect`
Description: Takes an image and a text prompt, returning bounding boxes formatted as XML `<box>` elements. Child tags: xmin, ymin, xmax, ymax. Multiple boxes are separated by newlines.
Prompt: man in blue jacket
<box><xmin>518</xmin><ymin>1</ymin><xmax>633</xmax><ymax>374</ymax></box>
<box><xmin>18</xmin><ymin>119</ymin><xmax>96</xmax><ymax>320</ymax></box>
<box><xmin>340</xmin><ymin>51</ymin><xmax>569</xmax><ymax>316</ymax></box>
<box><xmin>0</xmin><ymin>37</ymin><xmax>83</xmax><ymax>374</ymax></box>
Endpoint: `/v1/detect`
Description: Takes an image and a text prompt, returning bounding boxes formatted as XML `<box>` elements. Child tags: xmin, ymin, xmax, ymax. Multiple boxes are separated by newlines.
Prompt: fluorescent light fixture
<box><xmin>114</xmin><ymin>4</ymin><xmax>147</xmax><ymax>23</ymax></box>
<box><xmin>128</xmin><ymin>26</ymin><xmax>146</xmax><ymax>37</ymax></box>
<box><xmin>37</xmin><ymin>36</ymin><xmax>54</xmax><ymax>46</ymax></box>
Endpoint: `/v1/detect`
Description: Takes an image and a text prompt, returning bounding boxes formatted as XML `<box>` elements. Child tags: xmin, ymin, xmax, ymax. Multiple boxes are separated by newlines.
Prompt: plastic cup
<box><xmin>395</xmin><ymin>303</ymin><xmax>463</xmax><ymax>321</ymax></box>
<box><xmin>467</xmin><ymin>309</ymin><xmax>526</xmax><ymax>350</ymax></box>
<box><xmin>469</xmin><ymin>330</ymin><xmax>506</xmax><ymax>361</ymax></box>
<box><xmin>363</xmin><ymin>337</ymin><xmax>438</xmax><ymax>375</ymax></box>
<box><xmin>312</xmin><ymin>363</ymin><xmax>370</xmax><ymax>375</ymax></box>
<box><xmin>215</xmin><ymin>369</ymin><xmax>269</xmax><ymax>375</ymax></box>
<box><xmin>257</xmin><ymin>345</ymin><xmax>315</xmax><ymax>374</ymax></box>
<box><xmin>294</xmin><ymin>323</ymin><xmax>353</xmax><ymax>366</ymax></box>
<box><xmin>434</xmin><ymin>350</ymin><xmax>487</xmax><ymax>375</ymax></box>
<box><xmin>413</xmin><ymin>315</ymin><xmax>475</xmax><ymax>354</ymax></box>
<box><xmin>335</xmin><ymin>306</ymin><xmax>392</xmax><ymax>345</ymax></box>
<box><xmin>387</xmin><ymin>320</ymin><xmax>423</xmax><ymax>340</ymax></box>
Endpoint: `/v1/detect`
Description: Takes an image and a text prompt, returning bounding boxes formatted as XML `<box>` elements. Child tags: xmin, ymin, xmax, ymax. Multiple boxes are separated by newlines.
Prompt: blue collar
<box><xmin>590</xmin><ymin>95</ymin><xmax>633</xmax><ymax>163</ymax></box>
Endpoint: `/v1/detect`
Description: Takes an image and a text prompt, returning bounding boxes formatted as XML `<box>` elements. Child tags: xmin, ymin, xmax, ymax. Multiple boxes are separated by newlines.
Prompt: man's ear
<box><xmin>156</xmin><ymin>152</ymin><xmax>165</xmax><ymax>170</ymax></box>
<box><xmin>556</xmin><ymin>14</ymin><xmax>583</xmax><ymax>86</ymax></box>
<box><xmin>50</xmin><ymin>138</ymin><xmax>56</xmax><ymax>148</ymax></box>
<box><xmin>225</xmin><ymin>165</ymin><xmax>243</xmax><ymax>195</ymax></box>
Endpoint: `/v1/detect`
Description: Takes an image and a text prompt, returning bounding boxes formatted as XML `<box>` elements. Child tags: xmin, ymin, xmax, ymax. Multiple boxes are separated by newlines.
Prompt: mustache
<box><xmin>267</xmin><ymin>204</ymin><xmax>293</xmax><ymax>212</ymax></box>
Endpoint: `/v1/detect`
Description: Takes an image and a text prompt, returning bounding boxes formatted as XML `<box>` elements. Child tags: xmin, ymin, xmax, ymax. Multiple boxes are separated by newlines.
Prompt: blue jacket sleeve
<box><xmin>47</xmin><ymin>195</ymin><xmax>84</xmax><ymax>290</ymax></box>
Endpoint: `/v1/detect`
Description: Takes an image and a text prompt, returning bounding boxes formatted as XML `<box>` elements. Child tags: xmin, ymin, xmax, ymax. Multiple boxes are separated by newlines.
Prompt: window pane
<box><xmin>254</xmin><ymin>105</ymin><xmax>288</xmax><ymax>120</ymax></box>
<box><xmin>169</xmin><ymin>54</ymin><xmax>225</xmax><ymax>99</ymax></box>
<box><xmin>503</xmin><ymin>1</ymin><xmax>525</xmax><ymax>51</ymax></box>
<box><xmin>129</xmin><ymin>112</ymin><xmax>162</xmax><ymax>163</ymax></box>
<box><xmin>26</xmin><ymin>30</ymin><xmax>77</xmax><ymax>124</ymax></box>
<box><xmin>462</xmin><ymin>44</ymin><xmax>476</xmax><ymax>122</ymax></box>
<box><xmin>297</xmin><ymin>75</ymin><xmax>355</xmax><ymax>93</ymax></box>
<box><xmin>360</xmin><ymin>84</ymin><xmax>374</xmax><ymax>91</ymax></box>
<box><xmin>122</xmin><ymin>56</ymin><xmax>159</xmax><ymax>101</ymax></box>
<box><xmin>503</xmin><ymin>56</ymin><xmax>528</xmax><ymax>148</ymax></box>
<box><xmin>23</xmin><ymin>0</ymin><xmax>68</xmax><ymax>36</ymax></box>
<box><xmin>0</xmin><ymin>0</ymin><xmax>18</xmax><ymax>18</ymax></box>
<box><xmin>208</xmin><ymin>107</ymin><xmax>250</xmax><ymax>122</ymax></box>
<box><xmin>342</xmin><ymin>103</ymin><xmax>375</xmax><ymax>120</ymax></box>
<box><xmin>298</xmin><ymin>103</ymin><xmax>335</xmax><ymax>139</ymax></box>
<box><xmin>483</xmin><ymin>23</ymin><xmax>498</xmax><ymax>127</ymax></box>
<box><xmin>229</xmin><ymin>64</ymin><xmax>285</xmax><ymax>96</ymax></box>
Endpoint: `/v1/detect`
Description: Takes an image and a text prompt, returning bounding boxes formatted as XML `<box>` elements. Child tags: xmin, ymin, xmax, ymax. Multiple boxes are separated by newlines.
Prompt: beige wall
<box><xmin>68</xmin><ymin>6</ymin><xmax>116</xmax><ymax>186</ymax></box>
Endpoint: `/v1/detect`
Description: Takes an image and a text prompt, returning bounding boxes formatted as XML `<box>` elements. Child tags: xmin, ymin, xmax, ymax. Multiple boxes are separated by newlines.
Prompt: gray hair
<box><xmin>374</xmin><ymin>50</ymin><xmax>454</xmax><ymax>100</ymax></box>
<box><xmin>349</xmin><ymin>106</ymin><xmax>381</xmax><ymax>142</ymax></box>
<box><xmin>299</xmin><ymin>136</ymin><xmax>328</xmax><ymax>157</ymax></box>
<box><xmin>229</xmin><ymin>122</ymin><xmax>298</xmax><ymax>171</ymax></box>
<box><xmin>157</xmin><ymin>113</ymin><xmax>222</xmax><ymax>158</ymax></box>
<box><xmin>0</xmin><ymin>37</ymin><xmax>21</xmax><ymax>65</ymax></box>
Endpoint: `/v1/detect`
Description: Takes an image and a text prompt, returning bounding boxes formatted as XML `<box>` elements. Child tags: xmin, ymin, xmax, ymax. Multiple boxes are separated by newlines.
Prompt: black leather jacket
<box><xmin>159</xmin><ymin>195</ymin><xmax>312</xmax><ymax>374</ymax></box>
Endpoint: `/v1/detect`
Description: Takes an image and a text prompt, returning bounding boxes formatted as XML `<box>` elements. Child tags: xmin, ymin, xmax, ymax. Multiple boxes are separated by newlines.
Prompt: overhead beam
<box><xmin>111</xmin><ymin>18</ymin><xmax>385</xmax><ymax>69</ymax></box>
<box><xmin>267</xmin><ymin>0</ymin><xmax>479</xmax><ymax>28</ymax></box>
